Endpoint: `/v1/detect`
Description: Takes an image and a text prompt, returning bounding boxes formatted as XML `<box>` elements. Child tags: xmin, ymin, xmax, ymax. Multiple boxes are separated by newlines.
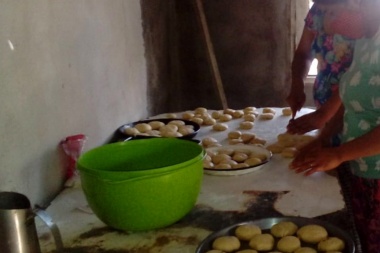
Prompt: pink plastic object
<box><xmin>60</xmin><ymin>134</ymin><xmax>87</xmax><ymax>179</ymax></box>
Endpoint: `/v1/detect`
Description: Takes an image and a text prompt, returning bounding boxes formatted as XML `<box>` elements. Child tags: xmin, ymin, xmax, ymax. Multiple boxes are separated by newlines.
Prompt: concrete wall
<box><xmin>0</xmin><ymin>0</ymin><xmax>147</xmax><ymax>206</ymax></box>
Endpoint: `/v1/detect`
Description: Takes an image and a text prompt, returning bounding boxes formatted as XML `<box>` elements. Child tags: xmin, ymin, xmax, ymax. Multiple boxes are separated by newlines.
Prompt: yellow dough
<box><xmin>223</xmin><ymin>108</ymin><xmax>235</xmax><ymax>115</ymax></box>
<box><xmin>182</xmin><ymin>111</ymin><xmax>194</xmax><ymax>120</ymax></box>
<box><xmin>211</xmin><ymin>110</ymin><xmax>223</xmax><ymax>119</ymax></box>
<box><xmin>194</xmin><ymin>107</ymin><xmax>208</xmax><ymax>114</ymax></box>
<box><xmin>168</xmin><ymin>120</ymin><xmax>185</xmax><ymax>126</ymax></box>
<box><xmin>277</xmin><ymin>236</ymin><xmax>301</xmax><ymax>253</ymax></box>
<box><xmin>232</xmin><ymin>110</ymin><xmax>244</xmax><ymax>118</ymax></box>
<box><xmin>249</xmin><ymin>233</ymin><xmax>275</xmax><ymax>251</ymax></box>
<box><xmin>148</xmin><ymin>120</ymin><xmax>165</xmax><ymax>130</ymax></box>
<box><xmin>203</xmin><ymin>160</ymin><xmax>214</xmax><ymax>169</ymax></box>
<box><xmin>236</xmin><ymin>250</ymin><xmax>258</xmax><ymax>253</ymax></box>
<box><xmin>244</xmin><ymin>114</ymin><xmax>256</xmax><ymax>122</ymax></box>
<box><xmin>282</xmin><ymin>107</ymin><xmax>292</xmax><ymax>116</ymax></box>
<box><xmin>212</xmin><ymin>236</ymin><xmax>241</xmax><ymax>252</ymax></box>
<box><xmin>202</xmin><ymin>137</ymin><xmax>218</xmax><ymax>147</ymax></box>
<box><xmin>250</xmin><ymin>137</ymin><xmax>266</xmax><ymax>145</ymax></box>
<box><xmin>165</xmin><ymin>113</ymin><xmax>177</xmax><ymax>118</ymax></box>
<box><xmin>228</xmin><ymin>131</ymin><xmax>242</xmax><ymax>139</ymax></box>
<box><xmin>218</xmin><ymin>148</ymin><xmax>235</xmax><ymax>156</ymax></box>
<box><xmin>212</xmin><ymin>154</ymin><xmax>232</xmax><ymax>164</ymax></box>
<box><xmin>244</xmin><ymin>157</ymin><xmax>262</xmax><ymax>166</ymax></box>
<box><xmin>297</xmin><ymin>224</ymin><xmax>328</xmax><ymax>244</ymax></box>
<box><xmin>190</xmin><ymin>117</ymin><xmax>204</xmax><ymax>125</ymax></box>
<box><xmin>232</xmin><ymin>163</ymin><xmax>249</xmax><ymax>169</ymax></box>
<box><xmin>219</xmin><ymin>114</ymin><xmax>233</xmax><ymax>122</ymax></box>
<box><xmin>235</xmin><ymin>224</ymin><xmax>262</xmax><ymax>241</ymax></box>
<box><xmin>232</xmin><ymin>153</ymin><xmax>249</xmax><ymax>162</ymax></box>
<box><xmin>229</xmin><ymin>139</ymin><xmax>244</xmax><ymax>145</ymax></box>
<box><xmin>259</xmin><ymin>113</ymin><xmax>274</xmax><ymax>120</ymax></box>
<box><xmin>263</xmin><ymin>108</ymin><xmax>276</xmax><ymax>114</ymax></box>
<box><xmin>213</xmin><ymin>123</ymin><xmax>228</xmax><ymax>131</ymax></box>
<box><xmin>241</xmin><ymin>133</ymin><xmax>256</xmax><ymax>143</ymax></box>
<box><xmin>317</xmin><ymin>237</ymin><xmax>345</xmax><ymax>252</ymax></box>
<box><xmin>270</xmin><ymin>221</ymin><xmax>298</xmax><ymax>237</ymax></box>
<box><xmin>294</xmin><ymin>247</ymin><xmax>317</xmax><ymax>253</ymax></box>
<box><xmin>240</xmin><ymin>121</ymin><xmax>254</xmax><ymax>130</ymax></box>
<box><xmin>124</xmin><ymin>127</ymin><xmax>140</xmax><ymax>136</ymax></box>
<box><xmin>134</xmin><ymin>123</ymin><xmax>152</xmax><ymax>133</ymax></box>
<box><xmin>206</xmin><ymin>250</ymin><xmax>225</xmax><ymax>253</ymax></box>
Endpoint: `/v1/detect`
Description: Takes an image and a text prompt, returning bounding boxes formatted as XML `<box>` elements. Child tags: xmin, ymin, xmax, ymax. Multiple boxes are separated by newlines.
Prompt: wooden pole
<box><xmin>194</xmin><ymin>0</ymin><xmax>229</xmax><ymax>110</ymax></box>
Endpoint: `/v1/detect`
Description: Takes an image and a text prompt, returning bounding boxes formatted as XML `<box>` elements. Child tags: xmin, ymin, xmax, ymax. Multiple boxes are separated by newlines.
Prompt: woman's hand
<box><xmin>290</xmin><ymin>146</ymin><xmax>343</xmax><ymax>176</ymax></box>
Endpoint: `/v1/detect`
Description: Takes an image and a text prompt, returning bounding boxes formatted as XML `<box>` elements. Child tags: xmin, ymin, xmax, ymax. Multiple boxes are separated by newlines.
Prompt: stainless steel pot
<box><xmin>0</xmin><ymin>191</ymin><xmax>64</xmax><ymax>253</ymax></box>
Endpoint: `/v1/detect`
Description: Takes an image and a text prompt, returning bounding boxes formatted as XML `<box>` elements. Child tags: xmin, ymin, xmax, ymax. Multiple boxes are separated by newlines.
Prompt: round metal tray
<box><xmin>196</xmin><ymin>216</ymin><xmax>355</xmax><ymax>253</ymax></box>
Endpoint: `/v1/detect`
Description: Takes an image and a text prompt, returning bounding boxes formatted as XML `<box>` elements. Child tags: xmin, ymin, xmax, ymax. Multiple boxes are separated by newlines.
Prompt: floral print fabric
<box><xmin>305</xmin><ymin>4</ymin><xmax>356</xmax><ymax>107</ymax></box>
<box><xmin>340</xmin><ymin>29</ymin><xmax>380</xmax><ymax>179</ymax></box>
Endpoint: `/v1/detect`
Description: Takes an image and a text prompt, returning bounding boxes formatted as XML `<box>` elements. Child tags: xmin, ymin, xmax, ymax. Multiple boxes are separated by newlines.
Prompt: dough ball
<box><xmin>212</xmin><ymin>154</ymin><xmax>232</xmax><ymax>164</ymax></box>
<box><xmin>250</xmin><ymin>137</ymin><xmax>266</xmax><ymax>145</ymax></box>
<box><xmin>317</xmin><ymin>237</ymin><xmax>345</xmax><ymax>252</ymax></box>
<box><xmin>235</xmin><ymin>224</ymin><xmax>262</xmax><ymax>241</ymax></box>
<box><xmin>234</xmin><ymin>148</ymin><xmax>251</xmax><ymax>155</ymax></box>
<box><xmin>190</xmin><ymin>117</ymin><xmax>204</xmax><ymax>125</ymax></box>
<box><xmin>259</xmin><ymin>113</ymin><xmax>275</xmax><ymax>120</ymax></box>
<box><xmin>229</xmin><ymin>139</ymin><xmax>244</xmax><ymax>145</ymax></box>
<box><xmin>178</xmin><ymin>125</ymin><xmax>195</xmax><ymax>136</ymax></box>
<box><xmin>161</xmin><ymin>131</ymin><xmax>182</xmax><ymax>137</ymax></box>
<box><xmin>236</xmin><ymin>250</ymin><xmax>258</xmax><ymax>253</ymax></box>
<box><xmin>223</xmin><ymin>108</ymin><xmax>235</xmax><ymax>115</ymax></box>
<box><xmin>168</xmin><ymin>120</ymin><xmax>185</xmax><ymax>127</ymax></box>
<box><xmin>182</xmin><ymin>111</ymin><xmax>194</xmax><ymax>120</ymax></box>
<box><xmin>146</xmin><ymin>130</ymin><xmax>161</xmax><ymax>137</ymax></box>
<box><xmin>277</xmin><ymin>236</ymin><xmax>301</xmax><ymax>253</ymax></box>
<box><xmin>124</xmin><ymin>127</ymin><xmax>140</xmax><ymax>136</ymax></box>
<box><xmin>262</xmin><ymin>108</ymin><xmax>276</xmax><ymax>114</ymax></box>
<box><xmin>214</xmin><ymin>163</ymin><xmax>232</xmax><ymax>169</ymax></box>
<box><xmin>241</xmin><ymin>133</ymin><xmax>256</xmax><ymax>143</ymax></box>
<box><xmin>249</xmin><ymin>233</ymin><xmax>274</xmax><ymax>251</ymax></box>
<box><xmin>240</xmin><ymin>121</ymin><xmax>254</xmax><ymax>130</ymax></box>
<box><xmin>294</xmin><ymin>247</ymin><xmax>317</xmax><ymax>253</ymax></box>
<box><xmin>244</xmin><ymin>157</ymin><xmax>262</xmax><ymax>166</ymax></box>
<box><xmin>213</xmin><ymin>123</ymin><xmax>228</xmax><ymax>131</ymax></box>
<box><xmin>165</xmin><ymin>113</ymin><xmax>177</xmax><ymax>118</ymax></box>
<box><xmin>203</xmin><ymin>160</ymin><xmax>214</xmax><ymax>169</ymax></box>
<box><xmin>232</xmin><ymin>110</ymin><xmax>244</xmax><ymax>118</ymax></box>
<box><xmin>202</xmin><ymin>137</ymin><xmax>218</xmax><ymax>147</ymax></box>
<box><xmin>282</xmin><ymin>107</ymin><xmax>292</xmax><ymax>116</ymax></box>
<box><xmin>219</xmin><ymin>114</ymin><xmax>233</xmax><ymax>122</ymax></box>
<box><xmin>297</xmin><ymin>224</ymin><xmax>328</xmax><ymax>244</ymax></box>
<box><xmin>204</xmin><ymin>117</ymin><xmax>217</xmax><ymax>126</ymax></box>
<box><xmin>243</xmin><ymin>114</ymin><xmax>256</xmax><ymax>122</ymax></box>
<box><xmin>161</xmin><ymin>124</ymin><xmax>178</xmax><ymax>133</ymax></box>
<box><xmin>135</xmin><ymin>123</ymin><xmax>152</xmax><ymax>133</ymax></box>
<box><xmin>232</xmin><ymin>163</ymin><xmax>249</xmax><ymax>169</ymax></box>
<box><xmin>243</xmin><ymin>106</ymin><xmax>257</xmax><ymax>114</ymax></box>
<box><xmin>217</xmin><ymin>148</ymin><xmax>234</xmax><ymax>156</ymax></box>
<box><xmin>211</xmin><ymin>110</ymin><xmax>223</xmax><ymax>119</ymax></box>
<box><xmin>194</xmin><ymin>107</ymin><xmax>208</xmax><ymax>114</ymax></box>
<box><xmin>206</xmin><ymin>250</ymin><xmax>225</xmax><ymax>253</ymax></box>
<box><xmin>212</xmin><ymin>236</ymin><xmax>240</xmax><ymax>252</ymax></box>
<box><xmin>281</xmin><ymin>147</ymin><xmax>298</xmax><ymax>158</ymax></box>
<box><xmin>270</xmin><ymin>221</ymin><xmax>298</xmax><ymax>238</ymax></box>
<box><xmin>208</xmin><ymin>143</ymin><xmax>222</xmax><ymax>148</ymax></box>
<box><xmin>228</xmin><ymin>131</ymin><xmax>242</xmax><ymax>139</ymax></box>
<box><xmin>148</xmin><ymin>121</ymin><xmax>165</xmax><ymax>130</ymax></box>
<box><xmin>249</xmin><ymin>152</ymin><xmax>268</xmax><ymax>161</ymax></box>
<box><xmin>266</xmin><ymin>143</ymin><xmax>285</xmax><ymax>154</ymax></box>
<box><xmin>232</xmin><ymin>153</ymin><xmax>249</xmax><ymax>162</ymax></box>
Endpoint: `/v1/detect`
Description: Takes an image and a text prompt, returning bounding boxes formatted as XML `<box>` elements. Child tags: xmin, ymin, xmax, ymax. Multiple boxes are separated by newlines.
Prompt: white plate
<box><xmin>204</xmin><ymin>145</ymin><xmax>272</xmax><ymax>176</ymax></box>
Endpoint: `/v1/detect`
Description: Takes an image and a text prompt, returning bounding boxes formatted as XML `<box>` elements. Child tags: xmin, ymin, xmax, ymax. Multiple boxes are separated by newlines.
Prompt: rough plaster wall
<box><xmin>143</xmin><ymin>0</ymin><xmax>310</xmax><ymax>114</ymax></box>
<box><xmin>0</xmin><ymin>0</ymin><xmax>147</xmax><ymax>206</ymax></box>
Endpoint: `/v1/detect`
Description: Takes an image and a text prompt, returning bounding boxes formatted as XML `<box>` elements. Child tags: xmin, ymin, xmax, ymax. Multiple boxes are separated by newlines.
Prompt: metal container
<box><xmin>0</xmin><ymin>191</ymin><xmax>64</xmax><ymax>253</ymax></box>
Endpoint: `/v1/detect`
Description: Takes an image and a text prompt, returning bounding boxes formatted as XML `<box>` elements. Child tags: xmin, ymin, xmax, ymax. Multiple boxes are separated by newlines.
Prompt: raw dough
<box><xmin>206</xmin><ymin>250</ymin><xmax>225</xmax><ymax>253</ymax></box>
<box><xmin>212</xmin><ymin>111</ymin><xmax>223</xmax><ymax>119</ymax></box>
<box><xmin>236</xmin><ymin>250</ymin><xmax>258</xmax><ymax>253</ymax></box>
<box><xmin>124</xmin><ymin>127</ymin><xmax>140</xmax><ymax>136</ymax></box>
<box><xmin>194</xmin><ymin>107</ymin><xmax>208</xmax><ymax>114</ymax></box>
<box><xmin>223</xmin><ymin>108</ymin><xmax>235</xmax><ymax>115</ymax></box>
<box><xmin>294</xmin><ymin>247</ymin><xmax>317</xmax><ymax>253</ymax></box>
<box><xmin>168</xmin><ymin>120</ymin><xmax>185</xmax><ymax>126</ymax></box>
<box><xmin>229</xmin><ymin>139</ymin><xmax>244</xmax><ymax>145</ymax></box>
<box><xmin>203</xmin><ymin>160</ymin><xmax>214</xmax><ymax>169</ymax></box>
<box><xmin>228</xmin><ymin>131</ymin><xmax>242</xmax><ymax>139</ymax></box>
<box><xmin>297</xmin><ymin>224</ymin><xmax>328</xmax><ymax>244</ymax></box>
<box><xmin>148</xmin><ymin>121</ymin><xmax>165</xmax><ymax>130</ymax></box>
<box><xmin>250</xmin><ymin>137</ymin><xmax>266</xmax><ymax>145</ymax></box>
<box><xmin>134</xmin><ymin>123</ymin><xmax>152</xmax><ymax>133</ymax></box>
<box><xmin>213</xmin><ymin>123</ymin><xmax>228</xmax><ymax>131</ymax></box>
<box><xmin>190</xmin><ymin>117</ymin><xmax>203</xmax><ymax>125</ymax></box>
<box><xmin>232</xmin><ymin>110</ymin><xmax>244</xmax><ymax>118</ymax></box>
<box><xmin>214</xmin><ymin>163</ymin><xmax>232</xmax><ymax>169</ymax></box>
<box><xmin>282</xmin><ymin>107</ymin><xmax>292</xmax><ymax>116</ymax></box>
<box><xmin>317</xmin><ymin>237</ymin><xmax>345</xmax><ymax>252</ymax></box>
<box><xmin>204</xmin><ymin>117</ymin><xmax>217</xmax><ymax>125</ymax></box>
<box><xmin>235</xmin><ymin>224</ymin><xmax>262</xmax><ymax>241</ymax></box>
<box><xmin>232</xmin><ymin>163</ymin><xmax>249</xmax><ymax>169</ymax></box>
<box><xmin>244</xmin><ymin>114</ymin><xmax>256</xmax><ymax>122</ymax></box>
<box><xmin>219</xmin><ymin>114</ymin><xmax>233</xmax><ymax>122</ymax></box>
<box><xmin>249</xmin><ymin>233</ymin><xmax>274</xmax><ymax>251</ymax></box>
<box><xmin>212</xmin><ymin>154</ymin><xmax>232</xmax><ymax>164</ymax></box>
<box><xmin>259</xmin><ymin>113</ymin><xmax>274</xmax><ymax>120</ymax></box>
<box><xmin>202</xmin><ymin>137</ymin><xmax>218</xmax><ymax>147</ymax></box>
<box><xmin>270</xmin><ymin>221</ymin><xmax>298</xmax><ymax>237</ymax></box>
<box><xmin>165</xmin><ymin>113</ymin><xmax>177</xmax><ymax>118</ymax></box>
<box><xmin>240</xmin><ymin>121</ymin><xmax>254</xmax><ymax>130</ymax></box>
<box><xmin>276</xmin><ymin>236</ymin><xmax>301</xmax><ymax>253</ymax></box>
<box><xmin>241</xmin><ymin>133</ymin><xmax>256</xmax><ymax>143</ymax></box>
<box><xmin>263</xmin><ymin>108</ymin><xmax>276</xmax><ymax>114</ymax></box>
<box><xmin>212</xmin><ymin>236</ymin><xmax>240</xmax><ymax>252</ymax></box>
<box><xmin>218</xmin><ymin>148</ymin><xmax>235</xmax><ymax>156</ymax></box>
<box><xmin>232</xmin><ymin>153</ymin><xmax>249</xmax><ymax>162</ymax></box>
<box><xmin>182</xmin><ymin>111</ymin><xmax>194</xmax><ymax>120</ymax></box>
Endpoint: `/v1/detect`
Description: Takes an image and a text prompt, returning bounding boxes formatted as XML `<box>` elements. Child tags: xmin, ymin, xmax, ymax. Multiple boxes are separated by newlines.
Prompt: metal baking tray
<box><xmin>196</xmin><ymin>216</ymin><xmax>355</xmax><ymax>253</ymax></box>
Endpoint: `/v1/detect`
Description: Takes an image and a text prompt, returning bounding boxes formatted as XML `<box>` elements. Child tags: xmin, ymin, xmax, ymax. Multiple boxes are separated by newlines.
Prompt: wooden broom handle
<box><xmin>194</xmin><ymin>0</ymin><xmax>229</xmax><ymax>110</ymax></box>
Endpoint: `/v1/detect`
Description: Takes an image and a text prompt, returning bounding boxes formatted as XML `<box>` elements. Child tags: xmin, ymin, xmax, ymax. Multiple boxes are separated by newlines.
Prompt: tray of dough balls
<box><xmin>117</xmin><ymin>118</ymin><xmax>200</xmax><ymax>140</ymax></box>
<box><xmin>196</xmin><ymin>216</ymin><xmax>355</xmax><ymax>253</ymax></box>
<box><xmin>203</xmin><ymin>145</ymin><xmax>272</xmax><ymax>176</ymax></box>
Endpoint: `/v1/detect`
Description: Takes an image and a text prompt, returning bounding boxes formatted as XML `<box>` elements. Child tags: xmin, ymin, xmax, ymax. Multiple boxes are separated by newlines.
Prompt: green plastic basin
<box><xmin>77</xmin><ymin>138</ymin><xmax>204</xmax><ymax>180</ymax></box>
<box><xmin>77</xmin><ymin>138</ymin><xmax>204</xmax><ymax>231</ymax></box>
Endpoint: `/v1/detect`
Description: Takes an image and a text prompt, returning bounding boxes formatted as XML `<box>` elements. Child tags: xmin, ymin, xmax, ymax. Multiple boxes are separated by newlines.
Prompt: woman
<box><xmin>290</xmin><ymin>0</ymin><xmax>380</xmax><ymax>251</ymax></box>
<box><xmin>286</xmin><ymin>0</ymin><xmax>356</xmax><ymax>135</ymax></box>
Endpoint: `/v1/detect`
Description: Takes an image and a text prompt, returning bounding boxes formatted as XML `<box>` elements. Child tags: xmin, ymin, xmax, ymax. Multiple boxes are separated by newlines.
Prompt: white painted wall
<box><xmin>0</xmin><ymin>0</ymin><xmax>148</xmax><ymax>206</ymax></box>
